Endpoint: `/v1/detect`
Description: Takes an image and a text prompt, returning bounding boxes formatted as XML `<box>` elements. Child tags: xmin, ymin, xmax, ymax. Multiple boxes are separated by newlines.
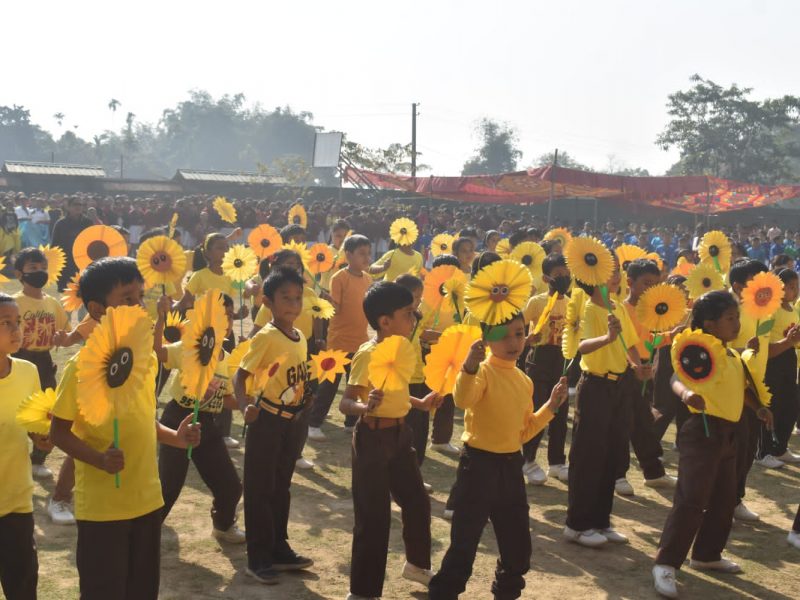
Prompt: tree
<box><xmin>53</xmin><ymin>112</ymin><xmax>64</xmax><ymax>127</ymax></box>
<box><xmin>533</xmin><ymin>150</ymin><xmax>593</xmax><ymax>172</ymax></box>
<box><xmin>462</xmin><ymin>118</ymin><xmax>522</xmax><ymax>175</ymax></box>
<box><xmin>108</xmin><ymin>99</ymin><xmax>121</xmax><ymax>113</ymax></box>
<box><xmin>657</xmin><ymin>74</ymin><xmax>800</xmax><ymax>183</ymax></box>
<box><xmin>341</xmin><ymin>139</ymin><xmax>430</xmax><ymax>174</ymax></box>
<box><xmin>0</xmin><ymin>105</ymin><xmax>54</xmax><ymax>162</ymax></box>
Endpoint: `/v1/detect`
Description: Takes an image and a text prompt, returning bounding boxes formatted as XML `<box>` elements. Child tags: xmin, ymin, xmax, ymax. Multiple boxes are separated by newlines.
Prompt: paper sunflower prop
<box><xmin>564</xmin><ymin>237</ymin><xmax>614</xmax><ymax>287</ymax></box>
<box><xmin>307</xmin><ymin>243</ymin><xmax>334</xmax><ymax>275</ymax></box>
<box><xmin>464</xmin><ymin>259</ymin><xmax>533</xmax><ymax>326</ymax></box>
<box><xmin>615</xmin><ymin>244</ymin><xmax>647</xmax><ymax>274</ymax></box>
<box><xmin>39</xmin><ymin>244</ymin><xmax>66</xmax><ymax>286</ymax></box>
<box><xmin>368</xmin><ymin>335</ymin><xmax>416</xmax><ymax>391</ymax></box>
<box><xmin>16</xmin><ymin>388</ymin><xmax>57</xmax><ymax>435</ymax></box>
<box><xmin>698</xmin><ymin>230</ymin><xmax>731</xmax><ymax>272</ymax></box>
<box><xmin>423</xmin><ymin>324</ymin><xmax>482</xmax><ymax>395</ymax></box>
<box><xmin>213</xmin><ymin>196</ymin><xmax>237</xmax><ymax>224</ymax></box>
<box><xmin>168</xmin><ymin>212</ymin><xmax>179</xmax><ymax>238</ymax></box>
<box><xmin>389</xmin><ymin>217</ymin><xmax>419</xmax><ymax>247</ymax></box>
<box><xmin>72</xmin><ymin>225</ymin><xmax>128</xmax><ymax>271</ymax></box>
<box><xmin>248</xmin><ymin>224</ymin><xmax>283</xmax><ymax>260</ymax></box>
<box><xmin>423</xmin><ymin>265</ymin><xmax>467</xmax><ymax>314</ymax></box>
<box><xmin>495</xmin><ymin>238</ymin><xmax>511</xmax><ymax>257</ymax></box>
<box><xmin>306</xmin><ymin>297</ymin><xmax>335</xmax><ymax>320</ymax></box>
<box><xmin>686</xmin><ymin>263</ymin><xmax>725</xmax><ymax>300</ymax></box>
<box><xmin>741</xmin><ymin>271</ymin><xmax>783</xmax><ymax>320</ymax></box>
<box><xmin>670</xmin><ymin>258</ymin><xmax>695</xmax><ymax>278</ymax></box>
<box><xmin>0</xmin><ymin>256</ymin><xmax>8</xmax><ymax>283</ymax></box>
<box><xmin>76</xmin><ymin>305</ymin><xmax>153</xmax><ymax>426</ymax></box>
<box><xmin>671</xmin><ymin>328</ymin><xmax>727</xmax><ymax>396</ymax></box>
<box><xmin>61</xmin><ymin>273</ymin><xmax>82</xmax><ymax>312</ymax></box>
<box><xmin>544</xmin><ymin>227</ymin><xmax>573</xmax><ymax>248</ymax></box>
<box><xmin>562</xmin><ymin>287</ymin><xmax>587</xmax><ymax>360</ymax></box>
<box><xmin>511</xmin><ymin>242</ymin><xmax>545</xmax><ymax>280</ymax></box>
<box><xmin>283</xmin><ymin>240</ymin><xmax>311</xmax><ymax>268</ymax></box>
<box><xmin>636</xmin><ymin>284</ymin><xmax>687</xmax><ymax>332</ymax></box>
<box><xmin>222</xmin><ymin>244</ymin><xmax>258</xmax><ymax>283</ymax></box>
<box><xmin>288</xmin><ymin>204</ymin><xmax>308</xmax><ymax>228</ymax></box>
<box><xmin>431</xmin><ymin>233</ymin><xmax>455</xmax><ymax>257</ymax></box>
<box><xmin>180</xmin><ymin>289</ymin><xmax>228</xmax><ymax>401</ymax></box>
<box><xmin>137</xmin><ymin>235</ymin><xmax>186</xmax><ymax>288</ymax></box>
<box><xmin>310</xmin><ymin>349</ymin><xmax>351</xmax><ymax>384</ymax></box>
<box><xmin>163</xmin><ymin>311</ymin><xmax>187</xmax><ymax>344</ymax></box>
<box><xmin>532</xmin><ymin>292</ymin><xmax>559</xmax><ymax>336</ymax></box>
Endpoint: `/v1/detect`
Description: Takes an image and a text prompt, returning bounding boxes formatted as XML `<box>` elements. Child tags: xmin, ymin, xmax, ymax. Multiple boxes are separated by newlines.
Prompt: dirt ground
<box><xmin>30</xmin><ymin>337</ymin><xmax>800</xmax><ymax>599</ymax></box>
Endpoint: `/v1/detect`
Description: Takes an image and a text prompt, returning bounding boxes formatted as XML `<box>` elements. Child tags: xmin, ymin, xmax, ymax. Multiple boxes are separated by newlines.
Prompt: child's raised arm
<box><xmin>578</xmin><ymin>313</ymin><xmax>620</xmax><ymax>355</ymax></box>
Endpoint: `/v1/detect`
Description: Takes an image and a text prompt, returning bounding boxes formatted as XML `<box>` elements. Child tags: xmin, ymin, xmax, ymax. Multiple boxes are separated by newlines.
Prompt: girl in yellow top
<box><xmin>178</xmin><ymin>233</ymin><xmax>236</xmax><ymax>307</ymax></box>
<box><xmin>369</xmin><ymin>243</ymin><xmax>423</xmax><ymax>282</ymax></box>
<box><xmin>653</xmin><ymin>290</ymin><xmax>774</xmax><ymax>598</ymax></box>
<box><xmin>428</xmin><ymin>312</ymin><xmax>567</xmax><ymax>600</ymax></box>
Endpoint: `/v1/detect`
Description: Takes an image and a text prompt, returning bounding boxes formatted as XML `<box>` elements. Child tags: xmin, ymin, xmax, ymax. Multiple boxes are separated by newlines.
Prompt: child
<box><xmin>320</xmin><ymin>219</ymin><xmax>350</xmax><ymax>294</ymax></box>
<box><xmin>0</xmin><ymin>293</ymin><xmax>46</xmax><ymax>600</ymax></box>
<box><xmin>428</xmin><ymin>314</ymin><xmax>568</xmax><ymax>599</ymax></box>
<box><xmin>652</xmin><ymin>291</ymin><xmax>774</xmax><ymax>598</ymax></box>
<box><xmin>308</xmin><ymin>235</ymin><xmax>373</xmax><ymax>439</ymax></box>
<box><xmin>233</xmin><ymin>267</ymin><xmax>314</xmax><ymax>585</ymax></box>
<box><xmin>339</xmin><ymin>281</ymin><xmax>440</xmax><ymax>600</ymax></box>
<box><xmin>564</xmin><ymin>263</ymin><xmax>649</xmax><ymax>548</ymax></box>
<box><xmin>452</xmin><ymin>237</ymin><xmax>476</xmax><ymax>274</ymax></box>
<box><xmin>521</xmin><ymin>252</ymin><xmax>572</xmax><ymax>485</ymax></box>
<box><xmin>49</xmin><ymin>257</ymin><xmax>200</xmax><ymax>600</ymax></box>
<box><xmin>155</xmin><ymin>293</ymin><xmax>244</xmax><ymax>543</ymax></box>
<box><xmin>369</xmin><ymin>236</ymin><xmax>423</xmax><ymax>281</ymax></box>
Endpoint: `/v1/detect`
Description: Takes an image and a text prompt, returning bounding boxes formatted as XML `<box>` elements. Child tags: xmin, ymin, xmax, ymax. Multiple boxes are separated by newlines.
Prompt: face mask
<box><xmin>551</xmin><ymin>275</ymin><xmax>571</xmax><ymax>295</ymax></box>
<box><xmin>22</xmin><ymin>271</ymin><xmax>48</xmax><ymax>289</ymax></box>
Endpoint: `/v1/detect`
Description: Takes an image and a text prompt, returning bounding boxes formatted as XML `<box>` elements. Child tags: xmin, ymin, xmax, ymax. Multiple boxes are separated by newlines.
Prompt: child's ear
<box><xmin>14</xmin><ymin>270</ymin><xmax>22</xmax><ymax>280</ymax></box>
<box><xmin>377</xmin><ymin>314</ymin><xmax>391</xmax><ymax>332</ymax></box>
<box><xmin>86</xmin><ymin>300</ymin><xmax>106</xmax><ymax>321</ymax></box>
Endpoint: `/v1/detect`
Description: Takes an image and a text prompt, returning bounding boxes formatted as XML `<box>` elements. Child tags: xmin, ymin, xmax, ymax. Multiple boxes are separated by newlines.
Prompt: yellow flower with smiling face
<box><xmin>288</xmin><ymin>204</ymin><xmax>308</xmax><ymax>228</ymax></box>
<box><xmin>431</xmin><ymin>233</ymin><xmax>455</xmax><ymax>257</ymax></box>
<box><xmin>222</xmin><ymin>244</ymin><xmax>258</xmax><ymax>283</ymax></box>
<box><xmin>180</xmin><ymin>289</ymin><xmax>228</xmax><ymax>401</ymax></box>
<box><xmin>685</xmin><ymin>263</ymin><xmax>725</xmax><ymax>300</ymax></box>
<box><xmin>389</xmin><ymin>218</ymin><xmax>419</xmax><ymax>247</ymax></box>
<box><xmin>137</xmin><ymin>235</ymin><xmax>186</xmax><ymax>288</ymax></box>
<box><xmin>671</xmin><ymin>328</ymin><xmax>728</xmax><ymax>396</ymax></box>
<box><xmin>163</xmin><ymin>311</ymin><xmax>188</xmax><ymax>344</ymax></box>
<box><xmin>368</xmin><ymin>335</ymin><xmax>416</xmax><ymax>391</ymax></box>
<box><xmin>248</xmin><ymin>224</ymin><xmax>282</xmax><ymax>260</ymax></box>
<box><xmin>741</xmin><ymin>271</ymin><xmax>783</xmax><ymax>320</ymax></box>
<box><xmin>423</xmin><ymin>324</ymin><xmax>482</xmax><ymax>395</ymax></box>
<box><xmin>465</xmin><ymin>259</ymin><xmax>533</xmax><ymax>326</ymax></box>
<box><xmin>563</xmin><ymin>236</ymin><xmax>614</xmax><ymax>287</ymax></box>
<box><xmin>310</xmin><ymin>349</ymin><xmax>351</xmax><ymax>384</ymax></box>
<box><xmin>213</xmin><ymin>196</ymin><xmax>237</xmax><ymax>224</ymax></box>
<box><xmin>698</xmin><ymin>230</ymin><xmax>731</xmax><ymax>272</ymax></box>
<box><xmin>39</xmin><ymin>244</ymin><xmax>66</xmax><ymax>286</ymax></box>
<box><xmin>16</xmin><ymin>388</ymin><xmax>57</xmax><ymax>435</ymax></box>
<box><xmin>72</xmin><ymin>225</ymin><xmax>128</xmax><ymax>271</ymax></box>
<box><xmin>636</xmin><ymin>283</ymin><xmax>687</xmax><ymax>332</ymax></box>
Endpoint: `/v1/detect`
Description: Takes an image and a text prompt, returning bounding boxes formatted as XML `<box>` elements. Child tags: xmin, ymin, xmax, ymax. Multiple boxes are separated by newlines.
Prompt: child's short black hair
<box><xmin>690</xmin><ymin>290</ymin><xmax>738</xmax><ymax>331</ymax></box>
<box><xmin>395</xmin><ymin>273</ymin><xmax>423</xmax><ymax>293</ymax></box>
<box><xmin>666</xmin><ymin>274</ymin><xmax>687</xmax><ymax>287</ymax></box>
<box><xmin>540</xmin><ymin>239</ymin><xmax>556</xmax><ymax>255</ymax></box>
<box><xmin>280</xmin><ymin>224</ymin><xmax>306</xmax><ymax>243</ymax></box>
<box><xmin>508</xmin><ymin>230</ymin><xmax>527</xmax><ymax>248</ymax></box>
<box><xmin>363</xmin><ymin>281</ymin><xmax>413</xmax><ymax>331</ymax></box>
<box><xmin>332</xmin><ymin>219</ymin><xmax>350</xmax><ymax>232</ymax></box>
<box><xmin>343</xmin><ymin>234</ymin><xmax>370</xmax><ymax>254</ymax></box>
<box><xmin>542</xmin><ymin>253</ymin><xmax>567</xmax><ymax>276</ymax></box>
<box><xmin>258</xmin><ymin>258</ymin><xmax>271</xmax><ymax>280</ymax></box>
<box><xmin>14</xmin><ymin>247</ymin><xmax>47</xmax><ymax>271</ymax></box>
<box><xmin>471</xmin><ymin>251</ymin><xmax>501</xmax><ymax>277</ymax></box>
<box><xmin>452</xmin><ymin>237</ymin><xmax>474</xmax><ymax>256</ymax></box>
<box><xmin>729</xmin><ymin>259</ymin><xmax>767</xmax><ymax>287</ymax></box>
<box><xmin>626</xmin><ymin>258</ymin><xmax>660</xmax><ymax>281</ymax></box>
<box><xmin>432</xmin><ymin>254</ymin><xmax>460</xmax><ymax>268</ymax></box>
<box><xmin>0</xmin><ymin>292</ymin><xmax>16</xmax><ymax>306</ymax></box>
<box><xmin>776</xmin><ymin>267</ymin><xmax>798</xmax><ymax>285</ymax></box>
<box><xmin>262</xmin><ymin>266</ymin><xmax>305</xmax><ymax>300</ymax></box>
<box><xmin>79</xmin><ymin>257</ymin><xmax>144</xmax><ymax>308</ymax></box>
<box><xmin>138</xmin><ymin>227</ymin><xmax>167</xmax><ymax>244</ymax></box>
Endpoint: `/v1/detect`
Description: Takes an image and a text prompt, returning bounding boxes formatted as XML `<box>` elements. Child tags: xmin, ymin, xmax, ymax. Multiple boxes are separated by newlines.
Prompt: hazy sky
<box><xmin>4</xmin><ymin>0</ymin><xmax>799</xmax><ymax>176</ymax></box>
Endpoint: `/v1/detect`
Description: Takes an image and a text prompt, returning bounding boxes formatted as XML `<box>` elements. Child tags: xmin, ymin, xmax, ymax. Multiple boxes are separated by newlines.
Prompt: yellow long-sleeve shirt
<box><xmin>453</xmin><ymin>354</ymin><xmax>554</xmax><ymax>454</ymax></box>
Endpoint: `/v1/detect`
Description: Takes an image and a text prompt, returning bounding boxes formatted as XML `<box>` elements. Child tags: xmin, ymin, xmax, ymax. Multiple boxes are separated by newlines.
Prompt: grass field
<box><xmin>26</xmin><ymin>319</ymin><xmax>800</xmax><ymax>599</ymax></box>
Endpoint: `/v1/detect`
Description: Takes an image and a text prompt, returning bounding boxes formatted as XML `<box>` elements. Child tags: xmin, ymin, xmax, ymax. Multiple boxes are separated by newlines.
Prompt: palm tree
<box><xmin>53</xmin><ymin>112</ymin><xmax>65</xmax><ymax>127</ymax></box>
<box><xmin>108</xmin><ymin>99</ymin><xmax>121</xmax><ymax>113</ymax></box>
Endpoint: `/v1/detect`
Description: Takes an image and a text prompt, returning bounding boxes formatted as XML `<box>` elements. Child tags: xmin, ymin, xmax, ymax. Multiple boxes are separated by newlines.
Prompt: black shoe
<box><xmin>245</xmin><ymin>565</ymin><xmax>280</xmax><ymax>584</ymax></box>
<box><xmin>273</xmin><ymin>550</ymin><xmax>314</xmax><ymax>571</ymax></box>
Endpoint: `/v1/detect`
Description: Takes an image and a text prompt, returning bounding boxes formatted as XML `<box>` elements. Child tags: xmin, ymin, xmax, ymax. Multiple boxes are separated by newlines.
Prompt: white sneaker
<box><xmin>645</xmin><ymin>474</ymin><xmax>678</xmax><ymax>489</ymax></box>
<box><xmin>615</xmin><ymin>477</ymin><xmax>634</xmax><ymax>496</ymax></box>
<box><xmin>734</xmin><ymin>502</ymin><xmax>760</xmax><ymax>522</ymax></box>
<box><xmin>652</xmin><ymin>565</ymin><xmax>678</xmax><ymax>598</ymax></box>
<box><xmin>295</xmin><ymin>457</ymin><xmax>314</xmax><ymax>470</ymax></box>
<box><xmin>401</xmin><ymin>561</ymin><xmax>433</xmax><ymax>586</ymax></box>
<box><xmin>443</xmin><ymin>509</ymin><xmax>454</xmax><ymax>520</ymax></box>
<box><xmin>547</xmin><ymin>464</ymin><xmax>569</xmax><ymax>482</ymax></box>
<box><xmin>795</xmin><ymin>426</ymin><xmax>800</xmax><ymax>436</ymax></box>
<box><xmin>523</xmin><ymin>461</ymin><xmax>547</xmax><ymax>486</ymax></box>
<box><xmin>307</xmin><ymin>426</ymin><xmax>326</xmax><ymax>441</ymax></box>
<box><xmin>32</xmin><ymin>464</ymin><xmax>52</xmax><ymax>479</ymax></box>
<box><xmin>212</xmin><ymin>524</ymin><xmax>246</xmax><ymax>544</ymax></box>
<box><xmin>755</xmin><ymin>455</ymin><xmax>785</xmax><ymax>469</ymax></box>
<box><xmin>430</xmin><ymin>442</ymin><xmax>460</xmax><ymax>455</ymax></box>
<box><xmin>788</xmin><ymin>530</ymin><xmax>800</xmax><ymax>549</ymax></box>
<box><xmin>689</xmin><ymin>557</ymin><xmax>742</xmax><ymax>573</ymax></box>
<box><xmin>47</xmin><ymin>498</ymin><xmax>75</xmax><ymax>525</ymax></box>
<box><xmin>562</xmin><ymin>526</ymin><xmax>608</xmax><ymax>548</ymax></box>
<box><xmin>423</xmin><ymin>482</ymin><xmax>433</xmax><ymax>494</ymax></box>
<box><xmin>776</xmin><ymin>449</ymin><xmax>800</xmax><ymax>464</ymax></box>
<box><xmin>223</xmin><ymin>437</ymin><xmax>240</xmax><ymax>449</ymax></box>
<box><xmin>600</xmin><ymin>527</ymin><xmax>629</xmax><ymax>544</ymax></box>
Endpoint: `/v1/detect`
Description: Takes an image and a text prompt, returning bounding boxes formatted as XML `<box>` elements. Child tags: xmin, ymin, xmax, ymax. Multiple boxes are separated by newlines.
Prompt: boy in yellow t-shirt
<box><xmin>50</xmin><ymin>257</ymin><xmax>200</xmax><ymax>600</ymax></box>
<box><xmin>339</xmin><ymin>281</ymin><xmax>441</xmax><ymax>599</ymax></box>
<box><xmin>369</xmin><ymin>244</ymin><xmax>423</xmax><ymax>282</ymax></box>
<box><xmin>0</xmin><ymin>293</ymin><xmax>46</xmax><ymax>600</ymax></box>
<box><xmin>233</xmin><ymin>267</ymin><xmax>314</xmax><ymax>585</ymax></box>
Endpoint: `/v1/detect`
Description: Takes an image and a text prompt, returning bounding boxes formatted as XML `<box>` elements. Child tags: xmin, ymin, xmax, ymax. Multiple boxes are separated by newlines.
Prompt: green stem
<box><xmin>239</xmin><ymin>288</ymin><xmax>244</xmax><ymax>339</ymax></box>
<box><xmin>712</xmin><ymin>255</ymin><xmax>721</xmax><ymax>273</ymax></box>
<box><xmin>187</xmin><ymin>399</ymin><xmax>199</xmax><ymax>459</ymax></box>
<box><xmin>113</xmin><ymin>418</ymin><xmax>120</xmax><ymax>489</ymax></box>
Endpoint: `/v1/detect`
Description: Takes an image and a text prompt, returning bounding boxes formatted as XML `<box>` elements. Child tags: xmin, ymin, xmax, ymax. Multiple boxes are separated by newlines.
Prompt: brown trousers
<box><xmin>655</xmin><ymin>414</ymin><xmax>737</xmax><ymax>569</ymax></box>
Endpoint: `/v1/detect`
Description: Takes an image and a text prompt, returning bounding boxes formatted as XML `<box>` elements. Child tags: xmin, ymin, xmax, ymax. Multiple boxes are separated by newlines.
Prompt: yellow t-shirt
<box><xmin>142</xmin><ymin>281</ymin><xmax>178</xmax><ymax>321</ymax></box>
<box><xmin>0</xmin><ymin>229</ymin><xmax>21</xmax><ymax>255</ymax></box>
<box><xmin>769</xmin><ymin>305</ymin><xmax>798</xmax><ymax>344</ymax></box>
<box><xmin>454</xmin><ymin>354</ymin><xmax>553</xmax><ymax>453</ymax></box>
<box><xmin>240</xmin><ymin>323</ymin><xmax>309</xmax><ymax>406</ymax></box>
<box><xmin>254</xmin><ymin>286</ymin><xmax>318</xmax><ymax>340</ymax></box>
<box><xmin>0</xmin><ymin>358</ymin><xmax>41</xmax><ymax>516</ymax></box>
<box><xmin>164</xmin><ymin>342</ymin><xmax>232</xmax><ymax>413</ymax></box>
<box><xmin>732</xmin><ymin>299</ymin><xmax>770</xmax><ymax>380</ymax></box>
<box><xmin>523</xmin><ymin>292</ymin><xmax>566</xmax><ymax>347</ymax></box>
<box><xmin>579</xmin><ymin>300</ymin><xmax>640</xmax><ymax>375</ymax></box>
<box><xmin>348</xmin><ymin>339</ymin><xmax>412</xmax><ymax>418</ymax></box>
<box><xmin>13</xmin><ymin>292</ymin><xmax>69</xmax><ymax>351</ymax></box>
<box><xmin>185</xmin><ymin>268</ymin><xmax>235</xmax><ymax>298</ymax></box>
<box><xmin>690</xmin><ymin>348</ymin><xmax>745</xmax><ymax>422</ymax></box>
<box><xmin>52</xmin><ymin>353</ymin><xmax>163</xmax><ymax>522</ymax></box>
<box><xmin>376</xmin><ymin>249</ymin><xmax>423</xmax><ymax>282</ymax></box>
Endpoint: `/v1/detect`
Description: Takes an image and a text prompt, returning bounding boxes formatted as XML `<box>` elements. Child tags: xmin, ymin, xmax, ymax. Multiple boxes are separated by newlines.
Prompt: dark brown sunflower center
<box><xmin>198</xmin><ymin>326</ymin><xmax>216</xmax><ymax>366</ymax></box>
<box><xmin>522</xmin><ymin>255</ymin><xmax>533</xmax><ymax>266</ymax></box>
<box><xmin>163</xmin><ymin>325</ymin><xmax>181</xmax><ymax>343</ymax></box>
<box><xmin>584</xmin><ymin>253</ymin><xmax>598</xmax><ymax>266</ymax></box>
<box><xmin>320</xmin><ymin>357</ymin><xmax>336</xmax><ymax>371</ymax></box>
<box><xmin>440</xmin><ymin>243</ymin><xmax>448</xmax><ymax>250</ymax></box>
<box><xmin>87</xmin><ymin>240</ymin><xmax>110</xmax><ymax>261</ymax></box>
<box><xmin>316</xmin><ymin>253</ymin><xmax>325</xmax><ymax>262</ymax></box>
<box><xmin>702</xmin><ymin>277</ymin><xmax>711</xmax><ymax>287</ymax></box>
<box><xmin>293</xmin><ymin>216</ymin><xmax>302</xmax><ymax>224</ymax></box>
<box><xmin>106</xmin><ymin>347</ymin><xmax>133</xmax><ymax>388</ymax></box>
<box><xmin>312</xmin><ymin>305</ymin><xmax>321</xmax><ymax>312</ymax></box>
<box><xmin>400</xmin><ymin>228</ymin><xmax>407</xmax><ymax>235</ymax></box>
<box><xmin>233</xmin><ymin>259</ymin><xmax>243</xmax><ymax>268</ymax></box>
<box><xmin>439</xmin><ymin>283</ymin><xmax>447</xmax><ymax>297</ymax></box>
<box><xmin>708</xmin><ymin>245</ymin><xmax>719</xmax><ymax>257</ymax></box>
<box><xmin>655</xmin><ymin>302</ymin><xmax>669</xmax><ymax>315</ymax></box>
<box><xmin>260</xmin><ymin>238</ymin><xmax>271</xmax><ymax>248</ymax></box>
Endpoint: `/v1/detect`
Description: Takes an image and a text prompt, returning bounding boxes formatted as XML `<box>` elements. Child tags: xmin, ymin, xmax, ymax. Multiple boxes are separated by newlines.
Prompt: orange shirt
<box><xmin>326</xmin><ymin>269</ymin><xmax>371</xmax><ymax>353</ymax></box>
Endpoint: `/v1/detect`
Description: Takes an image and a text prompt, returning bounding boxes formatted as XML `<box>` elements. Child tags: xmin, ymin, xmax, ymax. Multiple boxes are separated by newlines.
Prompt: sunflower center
<box><xmin>400</xmin><ymin>228</ymin><xmax>407</xmax><ymax>235</ymax></box>
<box><xmin>312</xmin><ymin>305</ymin><xmax>321</xmax><ymax>312</ymax></box>
<box><xmin>316</xmin><ymin>253</ymin><xmax>325</xmax><ymax>262</ymax></box>
<box><xmin>702</xmin><ymin>277</ymin><xmax>711</xmax><ymax>287</ymax></box>
<box><xmin>293</xmin><ymin>216</ymin><xmax>302</xmax><ymax>224</ymax></box>
<box><xmin>709</xmin><ymin>245</ymin><xmax>719</xmax><ymax>257</ymax></box>
<box><xmin>320</xmin><ymin>357</ymin><xmax>336</xmax><ymax>371</ymax></box>
<box><xmin>87</xmin><ymin>240</ymin><xmax>110</xmax><ymax>261</ymax></box>
<box><xmin>521</xmin><ymin>255</ymin><xmax>532</xmax><ymax>266</ymax></box>
<box><xmin>584</xmin><ymin>253</ymin><xmax>598</xmax><ymax>266</ymax></box>
<box><xmin>233</xmin><ymin>258</ymin><xmax>243</xmax><ymax>268</ymax></box>
<box><xmin>440</xmin><ymin>244</ymin><xmax>447</xmax><ymax>251</ymax></box>
<box><xmin>655</xmin><ymin>302</ymin><xmax>669</xmax><ymax>315</ymax></box>
<box><xmin>489</xmin><ymin>285</ymin><xmax>510</xmax><ymax>302</ymax></box>
<box><xmin>260</xmin><ymin>238</ymin><xmax>271</xmax><ymax>248</ymax></box>
<box><xmin>755</xmin><ymin>288</ymin><xmax>773</xmax><ymax>307</ymax></box>
<box><xmin>198</xmin><ymin>326</ymin><xmax>216</xmax><ymax>366</ymax></box>
<box><xmin>151</xmin><ymin>252</ymin><xmax>172</xmax><ymax>272</ymax></box>
<box><xmin>164</xmin><ymin>325</ymin><xmax>181</xmax><ymax>343</ymax></box>
<box><xmin>106</xmin><ymin>347</ymin><xmax>133</xmax><ymax>388</ymax></box>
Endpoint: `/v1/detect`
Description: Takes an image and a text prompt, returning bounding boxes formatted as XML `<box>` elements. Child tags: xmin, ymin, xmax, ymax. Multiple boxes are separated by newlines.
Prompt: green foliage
<box><xmin>462</xmin><ymin>118</ymin><xmax>522</xmax><ymax>175</ymax></box>
<box><xmin>342</xmin><ymin>139</ymin><xmax>429</xmax><ymax>174</ymax></box>
<box><xmin>534</xmin><ymin>150</ymin><xmax>593</xmax><ymax>172</ymax></box>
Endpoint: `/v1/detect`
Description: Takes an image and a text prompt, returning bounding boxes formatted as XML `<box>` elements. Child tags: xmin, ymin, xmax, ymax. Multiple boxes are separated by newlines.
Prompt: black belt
<box><xmin>258</xmin><ymin>397</ymin><xmax>304</xmax><ymax>420</ymax></box>
<box><xmin>582</xmin><ymin>370</ymin><xmax>625</xmax><ymax>382</ymax></box>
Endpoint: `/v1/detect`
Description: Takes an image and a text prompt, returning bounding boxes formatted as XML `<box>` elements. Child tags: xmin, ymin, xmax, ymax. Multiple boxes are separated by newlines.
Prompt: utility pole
<box><xmin>411</xmin><ymin>102</ymin><xmax>418</xmax><ymax>178</ymax></box>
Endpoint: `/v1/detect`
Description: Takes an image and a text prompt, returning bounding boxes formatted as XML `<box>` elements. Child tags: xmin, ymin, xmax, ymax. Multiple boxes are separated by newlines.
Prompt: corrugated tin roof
<box><xmin>3</xmin><ymin>161</ymin><xmax>106</xmax><ymax>177</ymax></box>
<box><xmin>174</xmin><ymin>169</ymin><xmax>286</xmax><ymax>185</ymax></box>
